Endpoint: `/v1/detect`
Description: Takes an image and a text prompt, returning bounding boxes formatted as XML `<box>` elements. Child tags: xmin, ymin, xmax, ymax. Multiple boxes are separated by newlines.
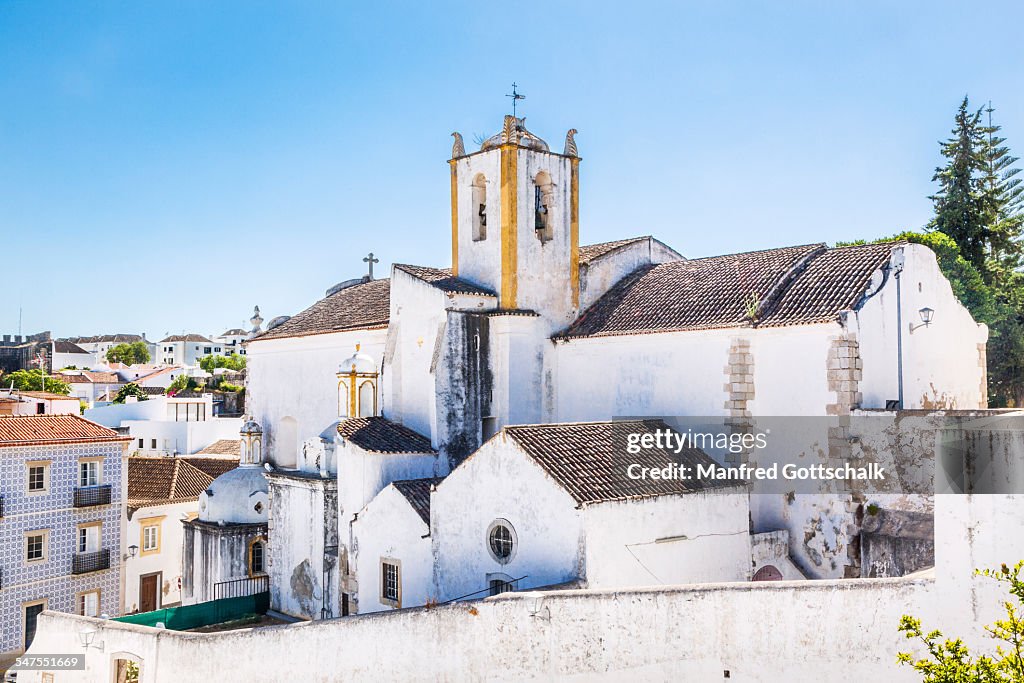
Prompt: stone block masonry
<box><xmin>723</xmin><ymin>338</ymin><xmax>753</xmax><ymax>464</ymax></box>
<box><xmin>826</xmin><ymin>334</ymin><xmax>862</xmax><ymax>416</ymax></box>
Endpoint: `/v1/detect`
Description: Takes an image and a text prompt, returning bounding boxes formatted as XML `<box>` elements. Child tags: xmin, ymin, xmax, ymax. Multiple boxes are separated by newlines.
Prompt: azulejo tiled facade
<box><xmin>0</xmin><ymin>440</ymin><xmax>123</xmax><ymax>659</ymax></box>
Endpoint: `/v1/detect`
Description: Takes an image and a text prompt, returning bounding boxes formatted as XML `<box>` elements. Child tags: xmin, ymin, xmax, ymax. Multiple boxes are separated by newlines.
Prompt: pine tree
<box><xmin>928</xmin><ymin>96</ymin><xmax>990</xmax><ymax>276</ymax></box>
<box><xmin>981</xmin><ymin>101</ymin><xmax>1024</xmax><ymax>276</ymax></box>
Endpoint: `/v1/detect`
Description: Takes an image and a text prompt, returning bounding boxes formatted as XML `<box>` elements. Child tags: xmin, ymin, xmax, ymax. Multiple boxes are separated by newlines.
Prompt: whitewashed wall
<box><xmin>431</xmin><ymin>433</ymin><xmax>584</xmax><ymax>601</ymax></box>
<box><xmin>23</xmin><ymin>493</ymin><xmax>1024</xmax><ymax>683</ymax></box>
<box><xmin>855</xmin><ymin>243</ymin><xmax>987</xmax><ymax>410</ymax></box>
<box><xmin>351</xmin><ymin>484</ymin><xmax>433</xmax><ymax>614</ymax></box>
<box><xmin>582</xmin><ymin>489</ymin><xmax>751</xmax><ymax>587</ymax></box>
<box><xmin>245</xmin><ymin>329</ymin><xmax>387</xmax><ymax>469</ymax></box>
<box><xmin>578</xmin><ymin>238</ymin><xmax>683</xmax><ymax>311</ymax></box>
<box><xmin>337</xmin><ymin>443</ymin><xmax>440</xmax><ymax>526</ymax></box>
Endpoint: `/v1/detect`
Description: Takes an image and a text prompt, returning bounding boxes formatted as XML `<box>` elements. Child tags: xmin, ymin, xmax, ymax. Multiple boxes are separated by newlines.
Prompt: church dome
<box><xmin>480</xmin><ymin>116</ymin><xmax>549</xmax><ymax>152</ymax></box>
<box><xmin>339</xmin><ymin>347</ymin><xmax>377</xmax><ymax>375</ymax></box>
<box><xmin>241</xmin><ymin>418</ymin><xmax>262</xmax><ymax>436</ymax></box>
<box><xmin>198</xmin><ymin>466</ymin><xmax>269</xmax><ymax>524</ymax></box>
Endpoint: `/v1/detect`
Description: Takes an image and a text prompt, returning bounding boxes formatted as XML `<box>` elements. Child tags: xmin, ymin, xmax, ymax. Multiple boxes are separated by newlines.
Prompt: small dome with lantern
<box><xmin>198</xmin><ymin>417</ymin><xmax>269</xmax><ymax>524</ymax></box>
<box><xmin>339</xmin><ymin>345</ymin><xmax>378</xmax><ymax>376</ymax></box>
<box><xmin>241</xmin><ymin>418</ymin><xmax>263</xmax><ymax>436</ymax></box>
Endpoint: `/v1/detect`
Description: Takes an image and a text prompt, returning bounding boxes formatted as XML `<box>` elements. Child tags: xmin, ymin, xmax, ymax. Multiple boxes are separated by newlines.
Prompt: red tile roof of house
<box><xmin>127</xmin><ymin>455</ymin><xmax>238</xmax><ymax>508</ymax></box>
<box><xmin>253</xmin><ymin>277</ymin><xmax>392</xmax><ymax>342</ymax></box>
<box><xmin>0</xmin><ymin>414</ymin><xmax>130</xmax><ymax>446</ymax></box>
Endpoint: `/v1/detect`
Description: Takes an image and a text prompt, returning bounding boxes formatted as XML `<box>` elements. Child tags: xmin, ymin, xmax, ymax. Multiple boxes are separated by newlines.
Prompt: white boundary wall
<box><xmin>21</xmin><ymin>494</ymin><xmax>1023</xmax><ymax>683</ymax></box>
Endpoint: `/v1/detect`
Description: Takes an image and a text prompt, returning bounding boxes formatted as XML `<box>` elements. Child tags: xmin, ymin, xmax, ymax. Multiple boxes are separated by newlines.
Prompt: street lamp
<box><xmin>128</xmin><ymin>545</ymin><xmax>138</xmax><ymax>559</ymax></box>
<box><xmin>909</xmin><ymin>307</ymin><xmax>935</xmax><ymax>333</ymax></box>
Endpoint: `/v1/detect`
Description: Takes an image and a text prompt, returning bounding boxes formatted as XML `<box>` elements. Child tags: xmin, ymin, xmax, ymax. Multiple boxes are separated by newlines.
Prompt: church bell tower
<box><xmin>449</xmin><ymin>115</ymin><xmax>581</xmax><ymax>326</ymax></box>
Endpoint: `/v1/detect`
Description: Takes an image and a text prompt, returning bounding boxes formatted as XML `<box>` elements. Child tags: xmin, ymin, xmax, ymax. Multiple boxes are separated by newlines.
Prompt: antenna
<box><xmin>506</xmin><ymin>83</ymin><xmax>526</xmax><ymax>118</ymax></box>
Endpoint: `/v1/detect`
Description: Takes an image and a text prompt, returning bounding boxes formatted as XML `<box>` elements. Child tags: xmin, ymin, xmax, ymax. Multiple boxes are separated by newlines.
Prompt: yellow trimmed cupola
<box><xmin>337</xmin><ymin>344</ymin><xmax>379</xmax><ymax>418</ymax></box>
<box><xmin>449</xmin><ymin>115</ymin><xmax>581</xmax><ymax>326</ymax></box>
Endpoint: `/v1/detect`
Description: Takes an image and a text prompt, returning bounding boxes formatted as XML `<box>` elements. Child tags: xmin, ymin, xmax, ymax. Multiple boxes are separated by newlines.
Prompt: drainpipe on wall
<box><xmin>893</xmin><ymin>248</ymin><xmax>906</xmax><ymax>409</ymax></box>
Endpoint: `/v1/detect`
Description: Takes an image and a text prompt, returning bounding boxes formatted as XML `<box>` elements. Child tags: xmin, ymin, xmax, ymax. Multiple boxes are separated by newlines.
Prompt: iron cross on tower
<box><xmin>506</xmin><ymin>82</ymin><xmax>525</xmax><ymax>117</ymax></box>
<box><xmin>363</xmin><ymin>252</ymin><xmax>379</xmax><ymax>279</ymax></box>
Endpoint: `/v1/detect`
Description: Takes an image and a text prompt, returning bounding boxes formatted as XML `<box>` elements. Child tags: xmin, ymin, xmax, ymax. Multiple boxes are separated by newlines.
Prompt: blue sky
<box><xmin>2</xmin><ymin>1</ymin><xmax>1023</xmax><ymax>339</ymax></box>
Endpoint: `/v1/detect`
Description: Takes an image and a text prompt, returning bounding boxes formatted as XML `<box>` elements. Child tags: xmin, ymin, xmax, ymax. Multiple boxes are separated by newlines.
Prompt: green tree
<box><xmin>198</xmin><ymin>353</ymin><xmax>246</xmax><ymax>373</ymax></box>
<box><xmin>106</xmin><ymin>341</ymin><xmax>151</xmax><ymax>366</ymax></box>
<box><xmin>113</xmin><ymin>383</ymin><xmax>148</xmax><ymax>403</ymax></box>
<box><xmin>897</xmin><ymin>560</ymin><xmax>1024</xmax><ymax>681</ymax></box>
<box><xmin>928</xmin><ymin>96</ymin><xmax>992</xmax><ymax>275</ymax></box>
<box><xmin>981</xmin><ymin>102</ymin><xmax>1024</xmax><ymax>276</ymax></box>
<box><xmin>0</xmin><ymin>369</ymin><xmax>71</xmax><ymax>395</ymax></box>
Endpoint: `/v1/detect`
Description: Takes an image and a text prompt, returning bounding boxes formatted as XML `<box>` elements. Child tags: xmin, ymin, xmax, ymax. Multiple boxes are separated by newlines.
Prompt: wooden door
<box><xmin>139</xmin><ymin>573</ymin><xmax>159</xmax><ymax>612</ymax></box>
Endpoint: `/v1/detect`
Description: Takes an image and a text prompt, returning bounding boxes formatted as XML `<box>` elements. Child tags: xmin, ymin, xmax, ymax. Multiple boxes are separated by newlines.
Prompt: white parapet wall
<box><xmin>19</xmin><ymin>495</ymin><xmax>1024</xmax><ymax>682</ymax></box>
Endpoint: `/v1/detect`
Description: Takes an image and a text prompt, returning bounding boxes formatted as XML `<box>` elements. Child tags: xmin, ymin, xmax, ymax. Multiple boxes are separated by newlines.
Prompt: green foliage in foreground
<box><xmin>898</xmin><ymin>560</ymin><xmax>1024</xmax><ymax>681</ymax></box>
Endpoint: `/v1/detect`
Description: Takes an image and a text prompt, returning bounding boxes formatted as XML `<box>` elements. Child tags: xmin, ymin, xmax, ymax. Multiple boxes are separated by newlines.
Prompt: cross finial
<box><xmin>506</xmin><ymin>82</ymin><xmax>526</xmax><ymax>118</ymax></box>
<box><xmin>363</xmin><ymin>252</ymin><xmax>380</xmax><ymax>279</ymax></box>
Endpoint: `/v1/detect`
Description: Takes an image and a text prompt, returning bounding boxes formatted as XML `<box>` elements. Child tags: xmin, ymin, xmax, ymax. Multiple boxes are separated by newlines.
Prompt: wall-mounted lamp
<box><xmin>527</xmin><ymin>596</ymin><xmax>550</xmax><ymax>621</ymax></box>
<box><xmin>128</xmin><ymin>545</ymin><xmax>138</xmax><ymax>559</ymax></box>
<box><xmin>909</xmin><ymin>307</ymin><xmax>935</xmax><ymax>333</ymax></box>
<box><xmin>79</xmin><ymin>628</ymin><xmax>104</xmax><ymax>651</ymax></box>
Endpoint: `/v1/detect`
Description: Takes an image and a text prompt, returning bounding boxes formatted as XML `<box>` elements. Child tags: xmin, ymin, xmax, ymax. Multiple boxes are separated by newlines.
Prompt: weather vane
<box><xmin>506</xmin><ymin>82</ymin><xmax>525</xmax><ymax>117</ymax></box>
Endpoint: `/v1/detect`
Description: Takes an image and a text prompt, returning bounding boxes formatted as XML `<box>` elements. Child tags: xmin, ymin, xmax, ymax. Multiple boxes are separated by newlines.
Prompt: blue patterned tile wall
<box><xmin>0</xmin><ymin>441</ymin><xmax>123</xmax><ymax>655</ymax></box>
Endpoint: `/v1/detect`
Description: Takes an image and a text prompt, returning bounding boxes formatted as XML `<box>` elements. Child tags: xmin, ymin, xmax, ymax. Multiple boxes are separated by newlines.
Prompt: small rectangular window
<box><xmin>26</xmin><ymin>532</ymin><xmax>46</xmax><ymax>562</ymax></box>
<box><xmin>78</xmin><ymin>524</ymin><xmax>100</xmax><ymax>553</ymax></box>
<box><xmin>78</xmin><ymin>591</ymin><xmax>100</xmax><ymax>617</ymax></box>
<box><xmin>204</xmin><ymin>347</ymin><xmax>212</xmax><ymax>354</ymax></box>
<box><xmin>143</xmin><ymin>525</ymin><xmax>159</xmax><ymax>552</ymax></box>
<box><xmin>138</xmin><ymin>438</ymin><xmax>144</xmax><ymax>448</ymax></box>
<box><xmin>36</xmin><ymin>402</ymin><xmax>45</xmax><ymax>414</ymax></box>
<box><xmin>151</xmin><ymin>438</ymin><xmax>157</xmax><ymax>449</ymax></box>
<box><xmin>79</xmin><ymin>460</ymin><xmax>100</xmax><ymax>487</ymax></box>
<box><xmin>27</xmin><ymin>464</ymin><xmax>48</xmax><ymax>493</ymax></box>
<box><xmin>381</xmin><ymin>559</ymin><xmax>400</xmax><ymax>606</ymax></box>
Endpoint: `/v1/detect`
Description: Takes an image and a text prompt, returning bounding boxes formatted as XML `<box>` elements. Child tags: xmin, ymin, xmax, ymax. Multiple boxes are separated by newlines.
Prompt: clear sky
<box><xmin>2</xmin><ymin>1</ymin><xmax>1023</xmax><ymax>340</ymax></box>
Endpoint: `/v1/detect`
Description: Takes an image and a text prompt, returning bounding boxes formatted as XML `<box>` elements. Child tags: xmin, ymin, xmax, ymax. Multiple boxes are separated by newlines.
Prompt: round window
<box><xmin>486</xmin><ymin>519</ymin><xmax>517</xmax><ymax>564</ymax></box>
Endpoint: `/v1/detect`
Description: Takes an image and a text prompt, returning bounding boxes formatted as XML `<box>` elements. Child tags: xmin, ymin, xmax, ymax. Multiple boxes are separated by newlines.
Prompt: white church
<box><xmin>190</xmin><ymin>114</ymin><xmax>990</xmax><ymax>620</ymax></box>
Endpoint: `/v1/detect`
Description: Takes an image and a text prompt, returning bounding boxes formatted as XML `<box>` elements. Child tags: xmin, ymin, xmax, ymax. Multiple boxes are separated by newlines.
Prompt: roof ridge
<box><xmin>676</xmin><ymin>242</ymin><xmax>826</xmax><ymax>263</ymax></box>
<box><xmin>167</xmin><ymin>459</ymin><xmax>182</xmax><ymax>500</ymax></box>
<box><xmin>750</xmin><ymin>245</ymin><xmax>829</xmax><ymax>323</ymax></box>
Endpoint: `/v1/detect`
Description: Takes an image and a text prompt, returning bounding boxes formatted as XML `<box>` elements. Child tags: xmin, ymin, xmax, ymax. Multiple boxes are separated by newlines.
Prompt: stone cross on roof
<box><xmin>363</xmin><ymin>252</ymin><xmax>379</xmax><ymax>280</ymax></box>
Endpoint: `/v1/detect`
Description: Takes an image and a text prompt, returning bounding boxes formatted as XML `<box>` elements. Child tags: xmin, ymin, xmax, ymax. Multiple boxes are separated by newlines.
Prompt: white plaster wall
<box><xmin>453</xmin><ymin>150</ymin><xmax>503</xmax><ymax>295</ymax></box>
<box><xmin>554</xmin><ymin>331</ymin><xmax>735</xmax><ymax>421</ymax></box>
<box><xmin>23</xmin><ymin>494</ymin><xmax>1024</xmax><ymax>683</ymax></box>
<box><xmin>123</xmin><ymin>501</ymin><xmax>194</xmax><ymax>612</ymax></box>
<box><xmin>52</xmin><ymin>350</ymin><xmax>94</xmax><ymax>370</ymax></box>
<box><xmin>337</xmin><ymin>444</ymin><xmax>440</xmax><ymax>524</ymax></box>
<box><xmin>245</xmin><ymin>329</ymin><xmax>387</xmax><ymax>469</ymax></box>
<box><xmin>747</xmin><ymin>326</ymin><xmax>835</xmax><ymax>416</ymax></box>
<box><xmin>431</xmin><ymin>433</ymin><xmax>583</xmax><ymax>601</ymax></box>
<box><xmin>750</xmin><ymin>530</ymin><xmax>806</xmax><ymax>580</ymax></box>
<box><xmin>488</xmin><ymin>315</ymin><xmax>545</xmax><ymax>428</ymax></box>
<box><xmin>514</xmin><ymin>150</ymin><xmax>576</xmax><ymax>328</ymax></box>
<box><xmin>351</xmin><ymin>485</ymin><xmax>433</xmax><ymax>613</ymax></box>
<box><xmin>266</xmin><ymin>475</ymin><xmax>333</xmax><ymax>620</ymax></box>
<box><xmin>582</xmin><ymin>489</ymin><xmax>752</xmax><ymax>587</ymax></box>
<box><xmin>856</xmin><ymin>243</ymin><xmax>988</xmax><ymax>410</ymax></box>
<box><xmin>122</xmin><ymin>417</ymin><xmax>241</xmax><ymax>456</ymax></box>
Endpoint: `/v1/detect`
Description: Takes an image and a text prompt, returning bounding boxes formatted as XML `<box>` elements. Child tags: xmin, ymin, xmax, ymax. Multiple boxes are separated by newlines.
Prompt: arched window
<box><xmin>338</xmin><ymin>380</ymin><xmax>349</xmax><ymax>418</ymax></box>
<box><xmin>534</xmin><ymin>171</ymin><xmax>553</xmax><ymax>242</ymax></box>
<box><xmin>249</xmin><ymin>537</ymin><xmax>266</xmax><ymax>576</ymax></box>
<box><xmin>358</xmin><ymin>380</ymin><xmax>376</xmax><ymax>417</ymax></box>
<box><xmin>472</xmin><ymin>174</ymin><xmax>487</xmax><ymax>241</ymax></box>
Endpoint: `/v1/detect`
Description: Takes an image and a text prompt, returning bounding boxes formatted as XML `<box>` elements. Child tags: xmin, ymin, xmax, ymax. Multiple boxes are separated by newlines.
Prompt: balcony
<box><xmin>72</xmin><ymin>548</ymin><xmax>110</xmax><ymax>575</ymax></box>
<box><xmin>73</xmin><ymin>484</ymin><xmax>112</xmax><ymax>508</ymax></box>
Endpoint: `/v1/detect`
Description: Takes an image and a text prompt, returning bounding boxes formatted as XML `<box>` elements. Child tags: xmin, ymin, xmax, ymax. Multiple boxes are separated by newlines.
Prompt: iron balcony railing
<box><xmin>72</xmin><ymin>548</ymin><xmax>111</xmax><ymax>575</ymax></box>
<box><xmin>73</xmin><ymin>484</ymin><xmax>112</xmax><ymax>508</ymax></box>
<box><xmin>212</xmin><ymin>575</ymin><xmax>269</xmax><ymax>601</ymax></box>
<box><xmin>0</xmin><ymin>494</ymin><xmax>4</xmax><ymax>518</ymax></box>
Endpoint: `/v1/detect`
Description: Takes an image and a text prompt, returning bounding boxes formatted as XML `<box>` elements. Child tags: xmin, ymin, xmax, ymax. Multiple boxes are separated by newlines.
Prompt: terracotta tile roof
<box><xmin>64</xmin><ymin>334</ymin><xmax>144</xmax><ymax>344</ymax></box>
<box><xmin>756</xmin><ymin>243</ymin><xmax>897</xmax><ymax>327</ymax></box>
<box><xmin>392</xmin><ymin>477</ymin><xmax>442</xmax><ymax>524</ymax></box>
<box><xmin>53</xmin><ymin>371</ymin><xmax>122</xmax><ymax>384</ymax></box>
<box><xmin>503</xmin><ymin>420</ymin><xmax>737</xmax><ymax>505</ymax></box>
<box><xmin>394</xmin><ymin>264</ymin><xmax>496</xmax><ymax>296</ymax></box>
<box><xmin>53</xmin><ymin>341</ymin><xmax>89</xmax><ymax>354</ymax></box>
<box><xmin>579</xmin><ymin>237</ymin><xmax>650</xmax><ymax>264</ymax></box>
<box><xmin>160</xmin><ymin>334</ymin><xmax>213</xmax><ymax>343</ymax></box>
<box><xmin>196</xmin><ymin>439</ymin><xmax>241</xmax><ymax>457</ymax></box>
<box><xmin>558</xmin><ymin>242</ymin><xmax>895</xmax><ymax>338</ymax></box>
<box><xmin>127</xmin><ymin>455</ymin><xmax>238</xmax><ymax>507</ymax></box>
<box><xmin>17</xmin><ymin>391</ymin><xmax>78</xmax><ymax>401</ymax></box>
<box><xmin>337</xmin><ymin>416</ymin><xmax>435</xmax><ymax>454</ymax></box>
<box><xmin>184</xmin><ymin>456</ymin><xmax>242</xmax><ymax>479</ymax></box>
<box><xmin>560</xmin><ymin>244</ymin><xmax>821</xmax><ymax>338</ymax></box>
<box><xmin>220</xmin><ymin>329</ymin><xmax>247</xmax><ymax>336</ymax></box>
<box><xmin>253</xmin><ymin>278</ymin><xmax>391</xmax><ymax>342</ymax></box>
<box><xmin>0</xmin><ymin>414</ymin><xmax>129</xmax><ymax>447</ymax></box>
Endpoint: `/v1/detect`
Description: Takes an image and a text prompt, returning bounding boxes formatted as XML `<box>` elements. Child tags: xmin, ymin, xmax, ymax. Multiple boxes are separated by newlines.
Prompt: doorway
<box><xmin>139</xmin><ymin>572</ymin><xmax>161</xmax><ymax>612</ymax></box>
